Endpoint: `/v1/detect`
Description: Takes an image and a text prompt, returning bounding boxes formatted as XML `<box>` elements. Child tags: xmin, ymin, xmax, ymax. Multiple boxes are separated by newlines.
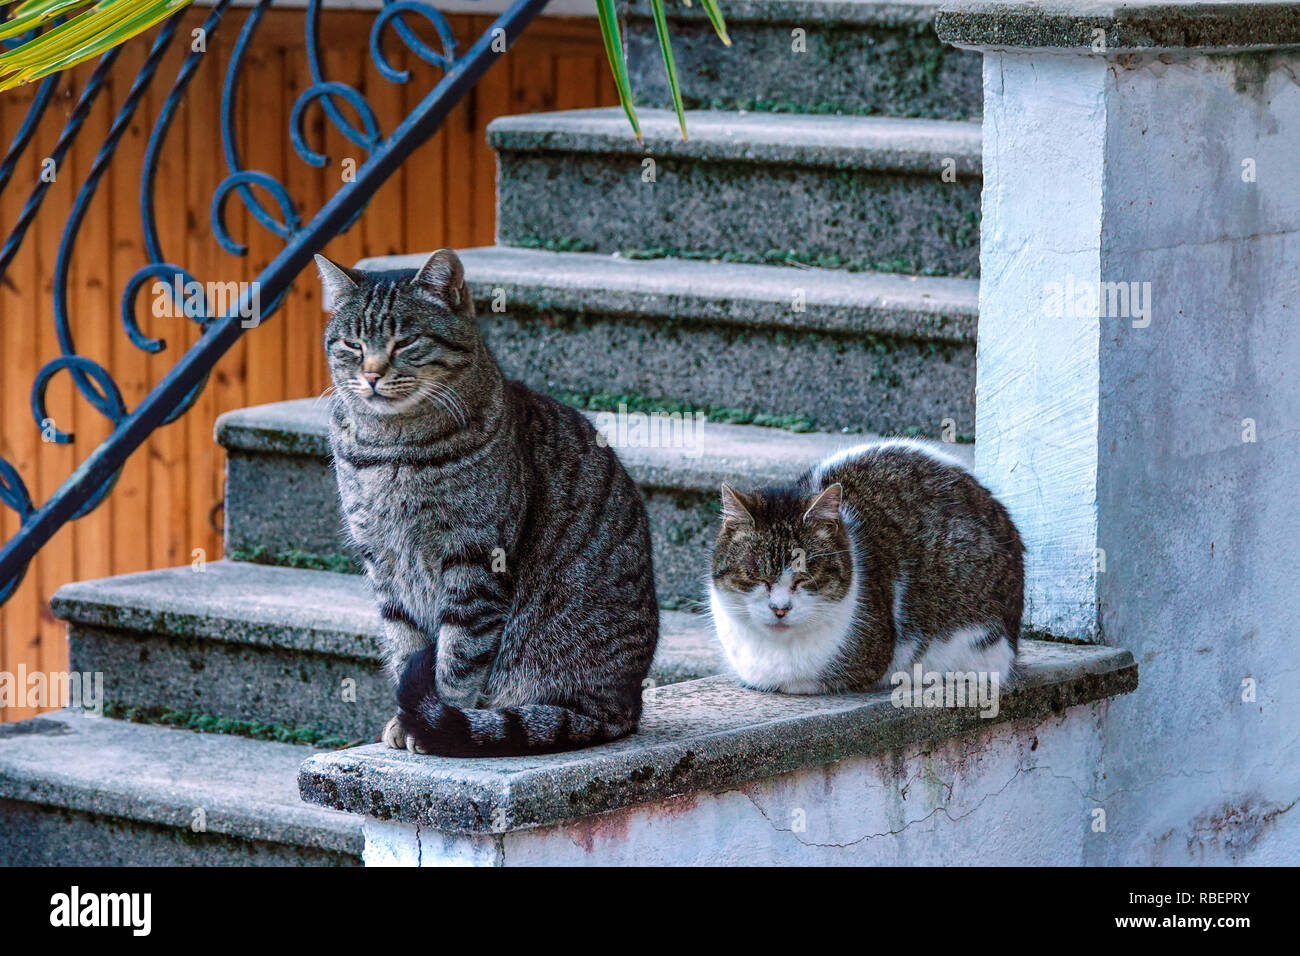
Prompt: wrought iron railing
<box><xmin>0</xmin><ymin>0</ymin><xmax>551</xmax><ymax>602</ymax></box>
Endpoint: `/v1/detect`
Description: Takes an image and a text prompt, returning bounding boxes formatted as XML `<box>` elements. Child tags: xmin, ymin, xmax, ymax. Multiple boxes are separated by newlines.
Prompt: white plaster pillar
<box><xmin>940</xmin><ymin>5</ymin><xmax>1300</xmax><ymax>643</ymax></box>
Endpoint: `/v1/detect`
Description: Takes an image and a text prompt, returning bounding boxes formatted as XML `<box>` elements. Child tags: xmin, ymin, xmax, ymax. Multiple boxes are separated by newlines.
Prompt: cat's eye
<box><xmin>338</xmin><ymin>339</ymin><xmax>362</xmax><ymax>352</ymax></box>
<box><xmin>393</xmin><ymin>335</ymin><xmax>421</xmax><ymax>351</ymax></box>
<box><xmin>792</xmin><ymin>575</ymin><xmax>814</xmax><ymax>590</ymax></box>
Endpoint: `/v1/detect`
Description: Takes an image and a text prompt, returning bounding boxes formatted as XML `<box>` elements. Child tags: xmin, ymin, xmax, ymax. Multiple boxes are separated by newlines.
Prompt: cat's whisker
<box><xmin>311</xmin><ymin>384</ymin><xmax>337</xmax><ymax>406</ymax></box>
<box><xmin>422</xmin><ymin>380</ymin><xmax>468</xmax><ymax>427</ymax></box>
<box><xmin>412</xmin><ymin>381</ymin><xmax>465</xmax><ymax>427</ymax></box>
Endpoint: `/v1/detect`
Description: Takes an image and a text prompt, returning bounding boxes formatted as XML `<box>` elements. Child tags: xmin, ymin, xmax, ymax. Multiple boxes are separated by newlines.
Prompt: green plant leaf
<box><xmin>699</xmin><ymin>0</ymin><xmax>731</xmax><ymax>46</ymax></box>
<box><xmin>593</xmin><ymin>0</ymin><xmax>640</xmax><ymax>140</ymax></box>
<box><xmin>594</xmin><ymin>0</ymin><xmax>729</xmax><ymax>138</ymax></box>
<box><xmin>648</xmin><ymin>0</ymin><xmax>686</xmax><ymax>139</ymax></box>
<box><xmin>0</xmin><ymin>0</ymin><xmax>191</xmax><ymax>92</ymax></box>
<box><xmin>0</xmin><ymin>0</ymin><xmax>92</xmax><ymax>42</ymax></box>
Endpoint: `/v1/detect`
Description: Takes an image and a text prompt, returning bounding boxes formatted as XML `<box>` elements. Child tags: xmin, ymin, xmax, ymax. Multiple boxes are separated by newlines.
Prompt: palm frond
<box><xmin>648</xmin><ymin>0</ymin><xmax>685</xmax><ymax>139</ymax></box>
<box><xmin>0</xmin><ymin>0</ymin><xmax>191</xmax><ymax>92</ymax></box>
<box><xmin>698</xmin><ymin>0</ymin><xmax>731</xmax><ymax>46</ymax></box>
<box><xmin>594</xmin><ymin>0</ymin><xmax>640</xmax><ymax>141</ymax></box>
<box><xmin>595</xmin><ymin>0</ymin><xmax>730</xmax><ymax>141</ymax></box>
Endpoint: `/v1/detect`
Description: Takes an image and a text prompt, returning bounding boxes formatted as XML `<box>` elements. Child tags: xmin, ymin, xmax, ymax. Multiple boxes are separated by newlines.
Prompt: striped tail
<box><xmin>396</xmin><ymin>646</ymin><xmax>633</xmax><ymax>757</ymax></box>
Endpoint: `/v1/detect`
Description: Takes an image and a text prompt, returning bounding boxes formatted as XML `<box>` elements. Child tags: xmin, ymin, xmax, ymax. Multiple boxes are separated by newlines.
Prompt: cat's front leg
<box><xmin>435</xmin><ymin>554</ymin><xmax>509</xmax><ymax>708</ymax></box>
<box><xmin>376</xmin><ymin>598</ymin><xmax>432</xmax><ymax>682</ymax></box>
<box><xmin>375</xmin><ymin>598</ymin><xmax>434</xmax><ymax>750</ymax></box>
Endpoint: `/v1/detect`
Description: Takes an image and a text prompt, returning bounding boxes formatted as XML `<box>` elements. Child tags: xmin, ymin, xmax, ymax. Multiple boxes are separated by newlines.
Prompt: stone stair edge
<box><xmin>297</xmin><ymin>640</ymin><xmax>1139</xmax><ymax>835</ymax></box>
<box><xmin>486</xmin><ymin>108</ymin><xmax>983</xmax><ymax>174</ymax></box>
<box><xmin>358</xmin><ymin>246</ymin><xmax>979</xmax><ymax>344</ymax></box>
<box><xmin>0</xmin><ymin>710</ymin><xmax>362</xmax><ymax>857</ymax></box>
<box><xmin>623</xmin><ymin>0</ymin><xmax>945</xmax><ymax>27</ymax></box>
<box><xmin>215</xmin><ymin>399</ymin><xmax>973</xmax><ymax>493</ymax></box>
<box><xmin>50</xmin><ymin>559</ymin><xmax>715</xmax><ymax>667</ymax></box>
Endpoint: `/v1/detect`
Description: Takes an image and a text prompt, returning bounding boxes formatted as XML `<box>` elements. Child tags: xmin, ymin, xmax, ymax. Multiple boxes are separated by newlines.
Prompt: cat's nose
<box><xmin>362</xmin><ymin>372</ymin><xmax>381</xmax><ymax>390</ymax></box>
<box><xmin>771</xmin><ymin>605</ymin><xmax>789</xmax><ymax>619</ymax></box>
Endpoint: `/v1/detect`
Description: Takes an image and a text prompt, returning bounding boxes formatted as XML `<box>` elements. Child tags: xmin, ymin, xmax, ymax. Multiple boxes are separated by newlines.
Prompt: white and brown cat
<box><xmin>708</xmin><ymin>440</ymin><xmax>1024</xmax><ymax>693</ymax></box>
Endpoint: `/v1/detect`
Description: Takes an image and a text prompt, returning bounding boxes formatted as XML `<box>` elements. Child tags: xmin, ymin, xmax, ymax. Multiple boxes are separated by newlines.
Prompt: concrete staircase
<box><xmin>0</xmin><ymin>3</ymin><xmax>1138</xmax><ymax>865</ymax></box>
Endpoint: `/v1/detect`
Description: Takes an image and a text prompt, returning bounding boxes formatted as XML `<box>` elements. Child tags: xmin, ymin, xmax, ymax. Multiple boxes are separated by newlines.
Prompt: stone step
<box><xmin>624</xmin><ymin>0</ymin><xmax>981</xmax><ymax>120</ymax></box>
<box><xmin>359</xmin><ymin>245</ymin><xmax>978</xmax><ymax>435</ymax></box>
<box><xmin>298</xmin><ymin>641</ymin><xmax>1138</xmax><ymax>865</ymax></box>
<box><xmin>215</xmin><ymin>399</ymin><xmax>974</xmax><ymax>605</ymax></box>
<box><xmin>0</xmin><ymin>710</ymin><xmax>361</xmax><ymax>866</ymax></box>
<box><xmin>490</xmin><ymin>109</ymin><xmax>982</xmax><ymax>277</ymax></box>
<box><xmin>51</xmin><ymin>561</ymin><xmax>724</xmax><ymax>742</ymax></box>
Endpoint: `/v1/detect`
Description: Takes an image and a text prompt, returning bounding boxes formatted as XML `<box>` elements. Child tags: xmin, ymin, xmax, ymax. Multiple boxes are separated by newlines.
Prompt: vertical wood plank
<box><xmin>0</xmin><ymin>73</ymin><xmax>43</xmax><ymax>721</ymax></box>
<box><xmin>471</xmin><ymin>18</ymin><xmax>512</xmax><ymax>249</ymax></box>
<box><xmin>69</xmin><ymin>58</ymin><xmax>118</xmax><ymax>601</ymax></box>
<box><xmin>282</xmin><ymin>24</ymin><xmax>327</xmax><ymax>406</ymax></box>
<box><xmin>209</xmin><ymin>10</ymin><xmax>251</xmax><ymax>478</ymax></box>
<box><xmin>554</xmin><ymin>53</ymin><xmax>599</xmax><ymax>112</ymax></box>
<box><xmin>319</xmin><ymin>44</ymin><xmax>368</xmax><ymax>271</ymax></box>
<box><xmin>147</xmin><ymin>38</ymin><xmax>193</xmax><ymax>572</ymax></box>
<box><xmin>185</xmin><ymin>9</ymin><xmax>225</xmax><ymax>562</ymax></box>
<box><xmin>34</xmin><ymin>72</ymin><xmax>78</xmax><ymax>682</ymax></box>
<box><xmin>108</xmin><ymin>38</ymin><xmax>155</xmax><ymax>582</ymax></box>
<box><xmin>242</xmin><ymin>40</ymin><xmax>288</xmax><ymax>412</ymax></box>
<box><xmin>402</xmin><ymin>27</ymin><xmax>447</xmax><ymax>256</ymax></box>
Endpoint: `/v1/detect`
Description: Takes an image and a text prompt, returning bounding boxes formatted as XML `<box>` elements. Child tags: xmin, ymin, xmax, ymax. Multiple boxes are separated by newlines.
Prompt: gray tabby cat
<box><xmin>709</xmin><ymin>440</ymin><xmax>1024</xmax><ymax>693</ymax></box>
<box><xmin>315</xmin><ymin>249</ymin><xmax>658</xmax><ymax>756</ymax></box>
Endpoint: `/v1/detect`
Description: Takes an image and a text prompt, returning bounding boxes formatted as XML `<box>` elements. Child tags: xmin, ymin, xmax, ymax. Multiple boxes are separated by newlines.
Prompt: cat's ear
<box><xmin>720</xmin><ymin>484</ymin><xmax>756</xmax><ymax>527</ymax></box>
<box><xmin>412</xmin><ymin>248</ymin><xmax>467</xmax><ymax>308</ymax></box>
<box><xmin>803</xmin><ymin>483</ymin><xmax>843</xmax><ymax>525</ymax></box>
<box><xmin>313</xmin><ymin>254</ymin><xmax>360</xmax><ymax>310</ymax></box>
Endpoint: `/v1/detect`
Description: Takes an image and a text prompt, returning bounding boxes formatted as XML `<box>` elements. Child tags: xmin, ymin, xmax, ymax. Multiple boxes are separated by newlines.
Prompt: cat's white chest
<box><xmin>709</xmin><ymin>585</ymin><xmax>857</xmax><ymax>693</ymax></box>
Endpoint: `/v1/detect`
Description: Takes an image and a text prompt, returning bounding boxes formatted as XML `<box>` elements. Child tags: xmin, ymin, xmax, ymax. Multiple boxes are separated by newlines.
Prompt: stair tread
<box><xmin>626</xmin><ymin>0</ymin><xmax>946</xmax><ymax>25</ymax></box>
<box><xmin>299</xmin><ymin>640</ymin><xmax>1138</xmax><ymax>835</ymax></box>
<box><xmin>52</xmin><ymin>560</ymin><xmax>722</xmax><ymax>681</ymax></box>
<box><xmin>359</xmin><ymin>246</ymin><xmax>977</xmax><ymax>343</ymax></box>
<box><xmin>0</xmin><ymin>710</ymin><xmax>362</xmax><ymax>855</ymax></box>
<box><xmin>487</xmin><ymin>108</ymin><xmax>982</xmax><ymax>173</ymax></box>
<box><xmin>215</xmin><ymin>398</ymin><xmax>974</xmax><ymax>493</ymax></box>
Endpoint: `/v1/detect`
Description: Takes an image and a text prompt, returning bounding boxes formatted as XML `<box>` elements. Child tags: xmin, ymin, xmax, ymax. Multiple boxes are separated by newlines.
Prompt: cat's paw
<box><xmin>381</xmin><ymin>715</ymin><xmax>406</xmax><ymax>749</ymax></box>
<box><xmin>381</xmin><ymin>715</ymin><xmax>430</xmax><ymax>754</ymax></box>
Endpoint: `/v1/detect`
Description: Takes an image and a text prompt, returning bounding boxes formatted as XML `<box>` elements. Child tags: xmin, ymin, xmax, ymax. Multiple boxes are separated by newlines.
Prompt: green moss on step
<box><xmin>507</xmin><ymin>235</ymin><xmax>598</xmax><ymax>254</ymax></box>
<box><xmin>549</xmin><ymin>387</ymin><xmax>821</xmax><ymax>434</ymax></box>
<box><xmin>228</xmin><ymin>545</ymin><xmax>358</xmax><ymax>575</ymax></box>
<box><xmin>618</xmin><ymin>244</ymin><xmax>975</xmax><ymax>279</ymax></box>
<box><xmin>103</xmin><ymin>702</ymin><xmax>363</xmax><ymax>750</ymax></box>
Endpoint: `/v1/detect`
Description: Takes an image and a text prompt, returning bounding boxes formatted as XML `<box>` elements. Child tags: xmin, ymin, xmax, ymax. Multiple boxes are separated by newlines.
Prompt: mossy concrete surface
<box><xmin>624</xmin><ymin>0</ymin><xmax>982</xmax><ymax>119</ymax></box>
<box><xmin>491</xmin><ymin>109</ymin><xmax>982</xmax><ymax>277</ymax></box>
<box><xmin>51</xmin><ymin>561</ymin><xmax>727</xmax><ymax>739</ymax></box>
<box><xmin>360</xmin><ymin>246</ymin><xmax>979</xmax><ymax>436</ymax></box>
<box><xmin>937</xmin><ymin>1</ymin><xmax>1300</xmax><ymax>52</ymax></box>
<box><xmin>0</xmin><ymin>711</ymin><xmax>362</xmax><ymax>865</ymax></box>
<box><xmin>299</xmin><ymin>640</ymin><xmax>1138</xmax><ymax>834</ymax></box>
<box><xmin>0</xmin><ymin>799</ymin><xmax>358</xmax><ymax>866</ymax></box>
<box><xmin>217</xmin><ymin>400</ymin><xmax>973</xmax><ymax>605</ymax></box>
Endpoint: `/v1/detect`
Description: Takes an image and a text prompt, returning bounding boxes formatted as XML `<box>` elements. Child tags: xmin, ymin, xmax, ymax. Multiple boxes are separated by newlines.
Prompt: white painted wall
<box><xmin>976</xmin><ymin>48</ymin><xmax>1300</xmax><ymax>864</ymax></box>
<box><xmin>367</xmin><ymin>706</ymin><xmax>1111</xmax><ymax>865</ymax></box>
<box><xmin>975</xmin><ymin>51</ymin><xmax>1108</xmax><ymax>642</ymax></box>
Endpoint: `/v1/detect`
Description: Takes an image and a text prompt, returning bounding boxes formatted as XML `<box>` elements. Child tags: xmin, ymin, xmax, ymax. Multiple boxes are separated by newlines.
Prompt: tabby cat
<box><xmin>709</xmin><ymin>440</ymin><xmax>1024</xmax><ymax>693</ymax></box>
<box><xmin>316</xmin><ymin>249</ymin><xmax>658</xmax><ymax>756</ymax></box>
